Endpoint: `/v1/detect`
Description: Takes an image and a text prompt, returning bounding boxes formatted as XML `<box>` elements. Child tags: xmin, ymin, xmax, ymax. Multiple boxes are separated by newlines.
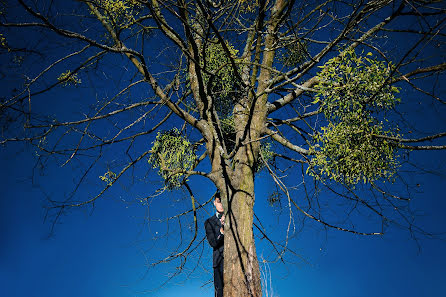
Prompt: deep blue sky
<box><xmin>1</xmin><ymin>140</ymin><xmax>446</xmax><ymax>297</ymax></box>
<box><xmin>1</xmin><ymin>1</ymin><xmax>446</xmax><ymax>297</ymax></box>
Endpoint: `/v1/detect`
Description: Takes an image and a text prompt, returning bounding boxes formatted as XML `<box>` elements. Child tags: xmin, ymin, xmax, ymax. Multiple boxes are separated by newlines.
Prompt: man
<box><xmin>205</xmin><ymin>193</ymin><xmax>225</xmax><ymax>297</ymax></box>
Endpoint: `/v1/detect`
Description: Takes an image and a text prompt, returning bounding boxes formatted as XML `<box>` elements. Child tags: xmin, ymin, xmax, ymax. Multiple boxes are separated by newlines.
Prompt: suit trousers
<box><xmin>214</xmin><ymin>259</ymin><xmax>223</xmax><ymax>297</ymax></box>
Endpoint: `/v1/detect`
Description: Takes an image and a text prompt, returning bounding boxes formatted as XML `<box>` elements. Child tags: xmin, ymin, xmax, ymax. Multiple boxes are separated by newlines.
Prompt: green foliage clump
<box><xmin>255</xmin><ymin>142</ymin><xmax>274</xmax><ymax>173</ymax></box>
<box><xmin>238</xmin><ymin>0</ymin><xmax>259</xmax><ymax>13</ymax></box>
<box><xmin>148</xmin><ymin>128</ymin><xmax>196</xmax><ymax>189</ymax></box>
<box><xmin>202</xmin><ymin>39</ymin><xmax>241</xmax><ymax>115</ymax></box>
<box><xmin>279</xmin><ymin>41</ymin><xmax>308</xmax><ymax>67</ymax></box>
<box><xmin>310</xmin><ymin>115</ymin><xmax>398</xmax><ymax>184</ymax></box>
<box><xmin>93</xmin><ymin>0</ymin><xmax>142</xmax><ymax>27</ymax></box>
<box><xmin>58</xmin><ymin>70</ymin><xmax>81</xmax><ymax>86</ymax></box>
<box><xmin>313</xmin><ymin>49</ymin><xmax>399</xmax><ymax>120</ymax></box>
<box><xmin>309</xmin><ymin>49</ymin><xmax>400</xmax><ymax>185</ymax></box>
<box><xmin>220</xmin><ymin>115</ymin><xmax>236</xmax><ymax>151</ymax></box>
<box><xmin>220</xmin><ymin>115</ymin><xmax>235</xmax><ymax>135</ymax></box>
<box><xmin>0</xmin><ymin>33</ymin><xmax>6</xmax><ymax>48</ymax></box>
<box><xmin>99</xmin><ymin>170</ymin><xmax>117</xmax><ymax>186</ymax></box>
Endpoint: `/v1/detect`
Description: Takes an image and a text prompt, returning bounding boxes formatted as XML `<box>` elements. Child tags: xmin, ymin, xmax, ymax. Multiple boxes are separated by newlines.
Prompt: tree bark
<box><xmin>223</xmin><ymin>161</ymin><xmax>262</xmax><ymax>297</ymax></box>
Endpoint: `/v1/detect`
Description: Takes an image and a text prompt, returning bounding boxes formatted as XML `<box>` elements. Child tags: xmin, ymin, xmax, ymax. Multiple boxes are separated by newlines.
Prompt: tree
<box><xmin>1</xmin><ymin>0</ymin><xmax>445</xmax><ymax>296</ymax></box>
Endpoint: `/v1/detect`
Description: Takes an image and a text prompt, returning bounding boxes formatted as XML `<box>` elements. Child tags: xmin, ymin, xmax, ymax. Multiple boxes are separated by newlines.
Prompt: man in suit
<box><xmin>205</xmin><ymin>193</ymin><xmax>225</xmax><ymax>297</ymax></box>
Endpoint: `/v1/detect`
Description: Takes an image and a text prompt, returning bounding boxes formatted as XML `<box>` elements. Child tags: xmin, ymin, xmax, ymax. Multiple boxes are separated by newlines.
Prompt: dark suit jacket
<box><xmin>205</xmin><ymin>214</ymin><xmax>224</xmax><ymax>268</ymax></box>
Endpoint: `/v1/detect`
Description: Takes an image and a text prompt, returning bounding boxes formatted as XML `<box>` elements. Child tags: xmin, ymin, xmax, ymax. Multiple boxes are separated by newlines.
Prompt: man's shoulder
<box><xmin>205</xmin><ymin>215</ymin><xmax>216</xmax><ymax>225</ymax></box>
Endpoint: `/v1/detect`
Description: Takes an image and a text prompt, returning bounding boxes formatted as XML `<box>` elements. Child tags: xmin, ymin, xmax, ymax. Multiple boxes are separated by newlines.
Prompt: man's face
<box><xmin>214</xmin><ymin>197</ymin><xmax>224</xmax><ymax>213</ymax></box>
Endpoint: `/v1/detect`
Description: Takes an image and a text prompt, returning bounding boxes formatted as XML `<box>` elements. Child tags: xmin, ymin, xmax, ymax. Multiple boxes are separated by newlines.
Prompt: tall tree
<box><xmin>1</xmin><ymin>0</ymin><xmax>445</xmax><ymax>296</ymax></box>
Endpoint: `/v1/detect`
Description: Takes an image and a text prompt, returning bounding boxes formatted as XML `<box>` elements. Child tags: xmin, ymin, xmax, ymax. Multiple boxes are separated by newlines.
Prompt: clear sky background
<box><xmin>1</xmin><ymin>140</ymin><xmax>446</xmax><ymax>297</ymax></box>
<box><xmin>1</xmin><ymin>1</ymin><xmax>446</xmax><ymax>297</ymax></box>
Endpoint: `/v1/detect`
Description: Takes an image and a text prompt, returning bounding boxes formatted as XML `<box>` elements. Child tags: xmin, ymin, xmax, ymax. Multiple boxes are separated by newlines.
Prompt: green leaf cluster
<box><xmin>255</xmin><ymin>142</ymin><xmax>274</xmax><ymax>173</ymax></box>
<box><xmin>279</xmin><ymin>41</ymin><xmax>308</xmax><ymax>67</ymax></box>
<box><xmin>0</xmin><ymin>33</ymin><xmax>6</xmax><ymax>48</ymax></box>
<box><xmin>309</xmin><ymin>50</ymin><xmax>400</xmax><ymax>184</ymax></box>
<box><xmin>58</xmin><ymin>70</ymin><xmax>81</xmax><ymax>86</ymax></box>
<box><xmin>99</xmin><ymin>170</ymin><xmax>117</xmax><ymax>186</ymax></box>
<box><xmin>92</xmin><ymin>0</ymin><xmax>142</xmax><ymax>28</ymax></box>
<box><xmin>313</xmin><ymin>49</ymin><xmax>399</xmax><ymax>120</ymax></box>
<box><xmin>219</xmin><ymin>115</ymin><xmax>236</xmax><ymax>151</ymax></box>
<box><xmin>310</xmin><ymin>115</ymin><xmax>398</xmax><ymax>184</ymax></box>
<box><xmin>220</xmin><ymin>115</ymin><xmax>235</xmax><ymax>135</ymax></box>
<box><xmin>148</xmin><ymin>128</ymin><xmax>196</xmax><ymax>190</ymax></box>
<box><xmin>238</xmin><ymin>0</ymin><xmax>259</xmax><ymax>13</ymax></box>
<box><xmin>202</xmin><ymin>39</ymin><xmax>241</xmax><ymax>115</ymax></box>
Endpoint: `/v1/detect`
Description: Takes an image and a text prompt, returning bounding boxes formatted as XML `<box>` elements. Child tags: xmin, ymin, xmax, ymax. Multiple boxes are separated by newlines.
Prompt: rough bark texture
<box><xmin>222</xmin><ymin>158</ymin><xmax>262</xmax><ymax>297</ymax></box>
<box><xmin>219</xmin><ymin>89</ymin><xmax>264</xmax><ymax>296</ymax></box>
<box><xmin>217</xmin><ymin>2</ymin><xmax>287</xmax><ymax>295</ymax></box>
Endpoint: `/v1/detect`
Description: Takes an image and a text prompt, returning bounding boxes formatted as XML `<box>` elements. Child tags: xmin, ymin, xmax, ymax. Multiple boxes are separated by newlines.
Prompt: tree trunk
<box><xmin>222</xmin><ymin>153</ymin><xmax>262</xmax><ymax>297</ymax></box>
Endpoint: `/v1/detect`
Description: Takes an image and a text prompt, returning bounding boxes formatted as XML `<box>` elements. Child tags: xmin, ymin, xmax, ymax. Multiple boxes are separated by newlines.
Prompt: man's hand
<box><xmin>220</xmin><ymin>214</ymin><xmax>225</xmax><ymax>234</ymax></box>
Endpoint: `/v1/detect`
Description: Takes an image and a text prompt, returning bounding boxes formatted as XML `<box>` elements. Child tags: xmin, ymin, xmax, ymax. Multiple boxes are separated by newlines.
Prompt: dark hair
<box><xmin>214</xmin><ymin>191</ymin><xmax>221</xmax><ymax>200</ymax></box>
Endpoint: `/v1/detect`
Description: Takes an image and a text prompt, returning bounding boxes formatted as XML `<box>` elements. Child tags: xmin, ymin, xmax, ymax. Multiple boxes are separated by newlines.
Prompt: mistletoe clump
<box><xmin>313</xmin><ymin>49</ymin><xmax>400</xmax><ymax>120</ymax></box>
<box><xmin>238</xmin><ymin>0</ymin><xmax>259</xmax><ymax>13</ymax></box>
<box><xmin>254</xmin><ymin>142</ymin><xmax>274</xmax><ymax>173</ymax></box>
<box><xmin>0</xmin><ymin>33</ymin><xmax>7</xmax><ymax>48</ymax></box>
<box><xmin>92</xmin><ymin>0</ymin><xmax>142</xmax><ymax>27</ymax></box>
<box><xmin>310</xmin><ymin>115</ymin><xmax>399</xmax><ymax>184</ymax></box>
<box><xmin>99</xmin><ymin>170</ymin><xmax>117</xmax><ymax>186</ymax></box>
<box><xmin>309</xmin><ymin>49</ymin><xmax>400</xmax><ymax>185</ymax></box>
<box><xmin>279</xmin><ymin>41</ymin><xmax>308</xmax><ymax>67</ymax></box>
<box><xmin>148</xmin><ymin>128</ymin><xmax>196</xmax><ymax>189</ymax></box>
<box><xmin>219</xmin><ymin>115</ymin><xmax>236</xmax><ymax>152</ymax></box>
<box><xmin>202</xmin><ymin>39</ymin><xmax>241</xmax><ymax>116</ymax></box>
<box><xmin>58</xmin><ymin>70</ymin><xmax>82</xmax><ymax>86</ymax></box>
